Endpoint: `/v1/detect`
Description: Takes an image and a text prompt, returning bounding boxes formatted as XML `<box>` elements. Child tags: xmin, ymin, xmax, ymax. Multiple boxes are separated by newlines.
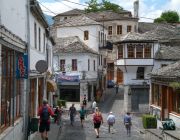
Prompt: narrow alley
<box><xmin>33</xmin><ymin>87</ymin><xmax>144</xmax><ymax>140</ymax></box>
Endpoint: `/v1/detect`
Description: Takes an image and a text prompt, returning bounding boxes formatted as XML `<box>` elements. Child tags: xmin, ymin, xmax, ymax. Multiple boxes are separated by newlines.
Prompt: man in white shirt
<box><xmin>92</xmin><ymin>100</ymin><xmax>96</xmax><ymax>113</ymax></box>
<box><xmin>107</xmin><ymin>111</ymin><xmax>115</xmax><ymax>133</ymax></box>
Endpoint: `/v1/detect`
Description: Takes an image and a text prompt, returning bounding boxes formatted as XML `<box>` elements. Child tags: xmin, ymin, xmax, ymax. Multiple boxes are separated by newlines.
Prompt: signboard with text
<box><xmin>16</xmin><ymin>54</ymin><xmax>28</xmax><ymax>79</ymax></box>
<box><xmin>56</xmin><ymin>74</ymin><xmax>80</xmax><ymax>83</ymax></box>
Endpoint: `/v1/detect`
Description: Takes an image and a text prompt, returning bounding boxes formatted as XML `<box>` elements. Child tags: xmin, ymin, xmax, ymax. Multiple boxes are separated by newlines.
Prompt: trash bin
<box><xmin>30</xmin><ymin>117</ymin><xmax>39</xmax><ymax>133</ymax></box>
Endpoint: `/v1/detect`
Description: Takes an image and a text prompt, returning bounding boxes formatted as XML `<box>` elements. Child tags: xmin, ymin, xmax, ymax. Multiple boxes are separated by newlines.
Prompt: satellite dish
<box><xmin>35</xmin><ymin>60</ymin><xmax>48</xmax><ymax>73</ymax></box>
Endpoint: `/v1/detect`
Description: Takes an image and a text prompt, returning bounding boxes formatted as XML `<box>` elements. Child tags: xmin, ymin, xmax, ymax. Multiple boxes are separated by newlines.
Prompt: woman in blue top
<box><xmin>79</xmin><ymin>106</ymin><xmax>86</xmax><ymax>127</ymax></box>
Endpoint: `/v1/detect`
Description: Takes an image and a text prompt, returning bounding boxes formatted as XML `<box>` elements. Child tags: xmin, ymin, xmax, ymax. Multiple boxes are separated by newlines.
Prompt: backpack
<box><xmin>79</xmin><ymin>109</ymin><xmax>86</xmax><ymax>117</ymax></box>
<box><xmin>83</xmin><ymin>99</ymin><xmax>87</xmax><ymax>105</ymax></box>
<box><xmin>41</xmin><ymin>106</ymin><xmax>49</xmax><ymax>121</ymax></box>
<box><xmin>94</xmin><ymin>113</ymin><xmax>102</xmax><ymax>123</ymax></box>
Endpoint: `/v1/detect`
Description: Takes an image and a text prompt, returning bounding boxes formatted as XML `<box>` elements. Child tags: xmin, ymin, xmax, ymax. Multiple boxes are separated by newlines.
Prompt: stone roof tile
<box><xmin>53</xmin><ymin>36</ymin><xmax>98</xmax><ymax>54</ymax></box>
<box><xmin>151</xmin><ymin>61</ymin><xmax>180</xmax><ymax>78</ymax></box>
<box><xmin>57</xmin><ymin>15</ymin><xmax>101</xmax><ymax>27</ymax></box>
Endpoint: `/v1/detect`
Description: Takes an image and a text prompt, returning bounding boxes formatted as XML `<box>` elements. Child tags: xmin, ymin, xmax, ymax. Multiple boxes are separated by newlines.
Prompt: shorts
<box><xmin>39</xmin><ymin>121</ymin><xmax>50</xmax><ymax>133</ymax></box>
<box><xmin>80</xmin><ymin>116</ymin><xmax>85</xmax><ymax>120</ymax></box>
<box><xmin>94</xmin><ymin>122</ymin><xmax>101</xmax><ymax>128</ymax></box>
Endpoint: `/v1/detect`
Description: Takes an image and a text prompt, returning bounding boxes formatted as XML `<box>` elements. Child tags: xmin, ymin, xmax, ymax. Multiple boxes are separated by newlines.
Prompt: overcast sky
<box><xmin>38</xmin><ymin>0</ymin><xmax>180</xmax><ymax>22</ymax></box>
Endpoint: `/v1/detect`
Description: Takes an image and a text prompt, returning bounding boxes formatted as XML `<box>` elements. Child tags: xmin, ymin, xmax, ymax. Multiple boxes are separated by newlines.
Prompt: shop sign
<box><xmin>16</xmin><ymin>54</ymin><xmax>28</xmax><ymax>79</ymax></box>
<box><xmin>56</xmin><ymin>74</ymin><xmax>79</xmax><ymax>83</ymax></box>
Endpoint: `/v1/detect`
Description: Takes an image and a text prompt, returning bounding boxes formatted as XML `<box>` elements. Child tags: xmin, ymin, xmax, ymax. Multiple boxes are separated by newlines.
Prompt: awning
<box><xmin>47</xmin><ymin>80</ymin><xmax>57</xmax><ymax>92</ymax></box>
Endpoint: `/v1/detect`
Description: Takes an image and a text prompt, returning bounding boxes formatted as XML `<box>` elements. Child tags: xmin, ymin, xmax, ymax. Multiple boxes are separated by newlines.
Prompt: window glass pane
<box><xmin>127</xmin><ymin>44</ymin><xmax>134</xmax><ymax>58</ymax></box>
<box><xmin>108</xmin><ymin>26</ymin><xmax>112</xmax><ymax>35</ymax></box>
<box><xmin>117</xmin><ymin>25</ymin><xmax>122</xmax><ymax>35</ymax></box>
<box><xmin>144</xmin><ymin>44</ymin><xmax>151</xmax><ymax>58</ymax></box>
<box><xmin>118</xmin><ymin>45</ymin><xmax>123</xmax><ymax>59</ymax></box>
<box><xmin>60</xmin><ymin>59</ymin><xmax>65</xmax><ymax>71</ymax></box>
<box><xmin>137</xmin><ymin>67</ymin><xmax>144</xmax><ymax>79</ymax></box>
<box><xmin>72</xmin><ymin>59</ymin><xmax>77</xmax><ymax>71</ymax></box>
<box><xmin>136</xmin><ymin>45</ymin><xmax>143</xmax><ymax>58</ymax></box>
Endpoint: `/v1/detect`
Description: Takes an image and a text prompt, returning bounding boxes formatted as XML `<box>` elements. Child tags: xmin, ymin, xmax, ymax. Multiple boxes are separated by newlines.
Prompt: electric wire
<box><xmin>38</xmin><ymin>1</ymin><xmax>99</xmax><ymax>39</ymax></box>
<box><xmin>55</xmin><ymin>0</ymin><xmax>155</xmax><ymax>20</ymax></box>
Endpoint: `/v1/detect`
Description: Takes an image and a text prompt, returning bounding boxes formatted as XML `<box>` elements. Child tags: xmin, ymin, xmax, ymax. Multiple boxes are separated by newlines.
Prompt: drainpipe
<box><xmin>24</xmin><ymin>0</ymin><xmax>30</xmax><ymax>139</ymax></box>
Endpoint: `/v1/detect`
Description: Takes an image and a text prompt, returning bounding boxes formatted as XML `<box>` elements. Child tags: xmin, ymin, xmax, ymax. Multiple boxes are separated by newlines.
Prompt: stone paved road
<box><xmin>58</xmin><ymin>87</ymin><xmax>144</xmax><ymax>140</ymax></box>
<box><xmin>33</xmin><ymin>87</ymin><xmax>145</xmax><ymax>140</ymax></box>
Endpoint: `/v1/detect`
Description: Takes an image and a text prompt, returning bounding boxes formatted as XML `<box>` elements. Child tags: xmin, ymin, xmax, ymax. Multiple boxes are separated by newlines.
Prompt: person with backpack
<box><xmin>124</xmin><ymin>112</ymin><xmax>132</xmax><ymax>136</ymax></box>
<box><xmin>54</xmin><ymin>105</ymin><xmax>63</xmax><ymax>125</ymax></box>
<box><xmin>93</xmin><ymin>107</ymin><xmax>103</xmax><ymax>138</ymax></box>
<box><xmin>107</xmin><ymin>111</ymin><xmax>115</xmax><ymax>133</ymax></box>
<box><xmin>79</xmin><ymin>106</ymin><xmax>86</xmax><ymax>127</ymax></box>
<box><xmin>69</xmin><ymin>103</ymin><xmax>77</xmax><ymax>126</ymax></box>
<box><xmin>38</xmin><ymin>99</ymin><xmax>54</xmax><ymax>140</ymax></box>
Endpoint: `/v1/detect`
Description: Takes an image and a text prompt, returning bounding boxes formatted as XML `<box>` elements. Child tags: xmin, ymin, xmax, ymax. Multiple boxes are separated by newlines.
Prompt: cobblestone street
<box><xmin>33</xmin><ymin>87</ymin><xmax>144</xmax><ymax>140</ymax></box>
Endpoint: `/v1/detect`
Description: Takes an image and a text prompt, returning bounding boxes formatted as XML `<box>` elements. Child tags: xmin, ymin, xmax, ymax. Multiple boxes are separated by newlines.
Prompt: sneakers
<box><xmin>96</xmin><ymin>135</ymin><xmax>99</xmax><ymax>138</ymax></box>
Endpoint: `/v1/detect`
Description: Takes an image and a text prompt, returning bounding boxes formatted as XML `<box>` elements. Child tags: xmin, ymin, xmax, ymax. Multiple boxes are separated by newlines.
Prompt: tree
<box><xmin>85</xmin><ymin>0</ymin><xmax>123</xmax><ymax>13</ymax></box>
<box><xmin>154</xmin><ymin>10</ymin><xmax>179</xmax><ymax>23</ymax></box>
<box><xmin>85</xmin><ymin>0</ymin><xmax>100</xmax><ymax>13</ymax></box>
<box><xmin>100</xmin><ymin>0</ymin><xmax>123</xmax><ymax>12</ymax></box>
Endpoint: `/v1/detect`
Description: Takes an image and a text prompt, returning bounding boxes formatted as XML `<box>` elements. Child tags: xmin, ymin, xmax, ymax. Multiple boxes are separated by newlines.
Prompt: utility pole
<box><xmin>24</xmin><ymin>0</ymin><xmax>30</xmax><ymax>139</ymax></box>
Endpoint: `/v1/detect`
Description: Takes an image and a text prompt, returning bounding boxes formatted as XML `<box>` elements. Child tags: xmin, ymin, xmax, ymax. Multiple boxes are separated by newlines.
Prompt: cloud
<box><xmin>39</xmin><ymin>0</ymin><xmax>85</xmax><ymax>16</ymax></box>
<box><xmin>39</xmin><ymin>0</ymin><xmax>180</xmax><ymax>22</ymax></box>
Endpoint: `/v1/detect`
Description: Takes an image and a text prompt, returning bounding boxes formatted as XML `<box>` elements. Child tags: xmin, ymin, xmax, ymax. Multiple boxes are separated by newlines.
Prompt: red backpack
<box><xmin>94</xmin><ymin>113</ymin><xmax>102</xmax><ymax>123</ymax></box>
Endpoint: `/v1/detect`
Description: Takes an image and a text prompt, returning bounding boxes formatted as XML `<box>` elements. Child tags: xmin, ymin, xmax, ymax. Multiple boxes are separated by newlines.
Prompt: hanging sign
<box><xmin>56</xmin><ymin>74</ymin><xmax>80</xmax><ymax>83</ymax></box>
<box><xmin>16</xmin><ymin>54</ymin><xmax>28</xmax><ymax>79</ymax></box>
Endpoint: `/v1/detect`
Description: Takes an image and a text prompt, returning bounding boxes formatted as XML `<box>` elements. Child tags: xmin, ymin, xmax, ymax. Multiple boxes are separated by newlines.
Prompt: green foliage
<box><xmin>57</xmin><ymin>99</ymin><xmax>66</xmax><ymax>107</ymax></box>
<box><xmin>169</xmin><ymin>82</ymin><xmax>180</xmax><ymax>89</ymax></box>
<box><xmin>154</xmin><ymin>10</ymin><xmax>179</xmax><ymax>23</ymax></box>
<box><xmin>154</xmin><ymin>17</ymin><xmax>166</xmax><ymax>23</ymax></box>
<box><xmin>85</xmin><ymin>0</ymin><xmax>100</xmax><ymax>13</ymax></box>
<box><xmin>142</xmin><ymin>114</ymin><xmax>157</xmax><ymax>129</ymax></box>
<box><xmin>85</xmin><ymin>0</ymin><xmax>123</xmax><ymax>13</ymax></box>
<box><xmin>100</xmin><ymin>0</ymin><xmax>123</xmax><ymax>12</ymax></box>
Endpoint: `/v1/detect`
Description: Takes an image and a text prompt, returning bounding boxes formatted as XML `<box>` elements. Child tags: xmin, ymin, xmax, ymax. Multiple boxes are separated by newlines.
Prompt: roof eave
<box><xmin>30</xmin><ymin>0</ymin><xmax>49</xmax><ymax>28</ymax></box>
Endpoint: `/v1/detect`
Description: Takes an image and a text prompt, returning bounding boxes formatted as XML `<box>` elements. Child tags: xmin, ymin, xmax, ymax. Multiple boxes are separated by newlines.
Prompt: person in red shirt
<box><xmin>38</xmin><ymin>99</ymin><xmax>54</xmax><ymax>140</ymax></box>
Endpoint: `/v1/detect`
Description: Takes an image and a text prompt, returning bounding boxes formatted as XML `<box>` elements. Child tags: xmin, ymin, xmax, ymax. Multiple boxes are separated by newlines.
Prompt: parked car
<box><xmin>107</xmin><ymin>80</ymin><xmax>115</xmax><ymax>88</ymax></box>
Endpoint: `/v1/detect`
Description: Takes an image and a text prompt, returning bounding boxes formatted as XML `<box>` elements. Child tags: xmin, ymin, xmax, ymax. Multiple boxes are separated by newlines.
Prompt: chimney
<box><xmin>134</xmin><ymin>0</ymin><xmax>139</xmax><ymax>18</ymax></box>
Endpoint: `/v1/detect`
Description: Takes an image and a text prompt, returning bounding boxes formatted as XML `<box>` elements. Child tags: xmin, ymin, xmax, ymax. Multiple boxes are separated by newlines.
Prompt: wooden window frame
<box><xmin>39</xmin><ymin>27</ymin><xmax>41</xmax><ymax>51</ymax></box>
<box><xmin>127</xmin><ymin>25</ymin><xmax>132</xmax><ymax>32</ymax></box>
<box><xmin>34</xmin><ymin>22</ymin><xmax>37</xmax><ymax>49</ymax></box>
<box><xmin>118</xmin><ymin>45</ymin><xmax>123</xmax><ymax>59</ymax></box>
<box><xmin>144</xmin><ymin>45</ymin><xmax>152</xmax><ymax>58</ymax></box>
<box><xmin>1</xmin><ymin>48</ymin><xmax>23</xmax><ymax>132</ymax></box>
<box><xmin>43</xmin><ymin>33</ymin><xmax>46</xmax><ymax>52</ymax></box>
<box><xmin>108</xmin><ymin>26</ymin><xmax>112</xmax><ymax>35</ymax></box>
<box><xmin>136</xmin><ymin>45</ymin><xmax>143</xmax><ymax>58</ymax></box>
<box><xmin>60</xmin><ymin>59</ymin><xmax>65</xmax><ymax>71</ymax></box>
<box><xmin>72</xmin><ymin>59</ymin><xmax>77</xmax><ymax>71</ymax></box>
<box><xmin>84</xmin><ymin>30</ymin><xmax>89</xmax><ymax>40</ymax></box>
<box><xmin>117</xmin><ymin>25</ymin><xmax>122</xmax><ymax>35</ymax></box>
<box><xmin>127</xmin><ymin>44</ymin><xmax>135</xmax><ymax>58</ymax></box>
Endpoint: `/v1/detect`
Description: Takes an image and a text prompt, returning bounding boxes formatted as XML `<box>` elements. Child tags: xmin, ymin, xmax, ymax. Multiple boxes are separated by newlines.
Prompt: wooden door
<box><xmin>117</xmin><ymin>68</ymin><xmax>123</xmax><ymax>84</ymax></box>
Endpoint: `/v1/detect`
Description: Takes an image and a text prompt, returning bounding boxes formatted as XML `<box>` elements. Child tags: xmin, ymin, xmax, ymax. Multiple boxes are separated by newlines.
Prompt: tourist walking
<box><xmin>54</xmin><ymin>105</ymin><xmax>63</xmax><ymax>125</ymax></box>
<box><xmin>124</xmin><ymin>112</ymin><xmax>132</xmax><ymax>136</ymax></box>
<box><xmin>107</xmin><ymin>111</ymin><xmax>115</xmax><ymax>133</ymax></box>
<box><xmin>38</xmin><ymin>99</ymin><xmax>54</xmax><ymax>140</ymax></box>
<box><xmin>82</xmin><ymin>94</ymin><xmax>87</xmax><ymax>109</ymax></box>
<box><xmin>93</xmin><ymin>107</ymin><xmax>103</xmax><ymax>138</ymax></box>
<box><xmin>69</xmin><ymin>104</ymin><xmax>76</xmax><ymax>126</ymax></box>
<box><xmin>79</xmin><ymin>106</ymin><xmax>86</xmax><ymax>127</ymax></box>
<box><xmin>92</xmin><ymin>100</ymin><xmax>97</xmax><ymax>113</ymax></box>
